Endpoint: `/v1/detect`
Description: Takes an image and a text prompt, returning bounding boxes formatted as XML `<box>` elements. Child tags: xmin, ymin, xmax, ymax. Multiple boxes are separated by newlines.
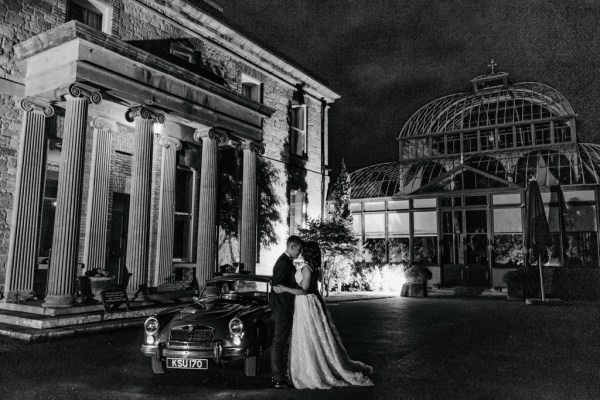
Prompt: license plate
<box><xmin>166</xmin><ymin>358</ymin><xmax>208</xmax><ymax>369</ymax></box>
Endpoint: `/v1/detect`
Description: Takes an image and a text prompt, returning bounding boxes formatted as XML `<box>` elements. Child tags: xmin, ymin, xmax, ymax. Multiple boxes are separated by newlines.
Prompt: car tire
<box><xmin>151</xmin><ymin>356</ymin><xmax>166</xmax><ymax>374</ymax></box>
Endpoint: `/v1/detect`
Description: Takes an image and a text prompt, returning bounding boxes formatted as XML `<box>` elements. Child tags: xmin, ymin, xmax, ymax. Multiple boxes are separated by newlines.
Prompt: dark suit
<box><xmin>270</xmin><ymin>252</ymin><xmax>296</xmax><ymax>382</ymax></box>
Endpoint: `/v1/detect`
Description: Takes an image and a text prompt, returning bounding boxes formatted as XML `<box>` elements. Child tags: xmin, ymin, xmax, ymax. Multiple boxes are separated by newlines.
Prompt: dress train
<box><xmin>289</xmin><ymin>293</ymin><xmax>374</xmax><ymax>389</ymax></box>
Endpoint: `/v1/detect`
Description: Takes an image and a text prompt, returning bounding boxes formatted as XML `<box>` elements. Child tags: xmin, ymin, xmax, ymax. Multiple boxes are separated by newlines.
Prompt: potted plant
<box><xmin>84</xmin><ymin>268</ymin><xmax>115</xmax><ymax>302</ymax></box>
<box><xmin>401</xmin><ymin>264</ymin><xmax>432</xmax><ymax>297</ymax></box>
<box><xmin>502</xmin><ymin>268</ymin><xmax>527</xmax><ymax>301</ymax></box>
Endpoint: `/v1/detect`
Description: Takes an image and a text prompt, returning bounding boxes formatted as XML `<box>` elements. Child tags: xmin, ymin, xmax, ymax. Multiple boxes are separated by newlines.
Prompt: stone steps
<box><xmin>0</xmin><ymin>289</ymin><xmax>195</xmax><ymax>341</ymax></box>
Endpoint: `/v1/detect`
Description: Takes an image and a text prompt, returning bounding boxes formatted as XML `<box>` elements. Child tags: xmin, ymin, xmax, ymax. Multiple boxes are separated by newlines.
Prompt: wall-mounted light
<box><xmin>153</xmin><ymin>122</ymin><xmax>164</xmax><ymax>135</ymax></box>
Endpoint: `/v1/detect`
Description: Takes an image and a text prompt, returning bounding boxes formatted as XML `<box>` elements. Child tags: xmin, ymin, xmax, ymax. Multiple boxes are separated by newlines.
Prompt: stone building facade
<box><xmin>0</xmin><ymin>0</ymin><xmax>339</xmax><ymax>307</ymax></box>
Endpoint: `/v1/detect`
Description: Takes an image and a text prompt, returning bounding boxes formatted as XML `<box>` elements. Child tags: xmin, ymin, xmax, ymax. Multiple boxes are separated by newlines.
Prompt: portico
<box><xmin>2</xmin><ymin>20</ymin><xmax>274</xmax><ymax>308</ymax></box>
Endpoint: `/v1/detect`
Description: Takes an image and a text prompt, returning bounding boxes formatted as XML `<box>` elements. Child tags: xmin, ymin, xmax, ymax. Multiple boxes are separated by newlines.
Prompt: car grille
<box><xmin>169</xmin><ymin>325</ymin><xmax>214</xmax><ymax>344</ymax></box>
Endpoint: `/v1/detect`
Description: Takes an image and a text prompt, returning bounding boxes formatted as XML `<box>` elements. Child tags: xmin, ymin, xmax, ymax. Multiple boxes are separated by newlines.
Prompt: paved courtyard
<box><xmin>0</xmin><ymin>295</ymin><xmax>599</xmax><ymax>399</ymax></box>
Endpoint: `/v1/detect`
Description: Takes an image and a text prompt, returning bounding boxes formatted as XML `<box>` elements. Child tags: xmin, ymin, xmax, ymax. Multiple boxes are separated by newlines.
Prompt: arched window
<box><xmin>515</xmin><ymin>150</ymin><xmax>573</xmax><ymax>186</ymax></box>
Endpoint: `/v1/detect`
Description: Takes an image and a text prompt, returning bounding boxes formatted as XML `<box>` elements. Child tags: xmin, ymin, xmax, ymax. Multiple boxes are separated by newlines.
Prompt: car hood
<box><xmin>168</xmin><ymin>299</ymin><xmax>264</xmax><ymax>325</ymax></box>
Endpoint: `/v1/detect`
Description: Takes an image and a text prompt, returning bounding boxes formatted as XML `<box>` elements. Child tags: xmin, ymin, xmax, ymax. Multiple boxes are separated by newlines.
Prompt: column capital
<box><xmin>238</xmin><ymin>141</ymin><xmax>265</xmax><ymax>155</ymax></box>
<box><xmin>20</xmin><ymin>97</ymin><xmax>55</xmax><ymax>117</ymax></box>
<box><xmin>160</xmin><ymin>135</ymin><xmax>182</xmax><ymax>151</ymax></box>
<box><xmin>125</xmin><ymin>105</ymin><xmax>165</xmax><ymax>123</ymax></box>
<box><xmin>193</xmin><ymin>128</ymin><xmax>228</xmax><ymax>143</ymax></box>
<box><xmin>91</xmin><ymin>116</ymin><xmax>118</xmax><ymax>133</ymax></box>
<box><xmin>54</xmin><ymin>83</ymin><xmax>102</xmax><ymax>104</ymax></box>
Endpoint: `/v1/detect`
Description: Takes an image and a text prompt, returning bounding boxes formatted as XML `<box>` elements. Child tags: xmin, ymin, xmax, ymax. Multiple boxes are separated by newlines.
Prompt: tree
<box><xmin>296</xmin><ymin>160</ymin><xmax>359</xmax><ymax>296</ymax></box>
<box><xmin>330</xmin><ymin>159</ymin><xmax>352</xmax><ymax>225</ymax></box>
<box><xmin>298</xmin><ymin>218</ymin><xmax>359</xmax><ymax>297</ymax></box>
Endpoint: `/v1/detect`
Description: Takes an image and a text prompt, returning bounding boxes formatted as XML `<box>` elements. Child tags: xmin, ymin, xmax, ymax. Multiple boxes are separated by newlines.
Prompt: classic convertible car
<box><xmin>141</xmin><ymin>274</ymin><xmax>273</xmax><ymax>376</ymax></box>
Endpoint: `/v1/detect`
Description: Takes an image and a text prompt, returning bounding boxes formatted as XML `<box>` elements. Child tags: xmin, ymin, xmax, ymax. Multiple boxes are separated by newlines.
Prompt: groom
<box><xmin>270</xmin><ymin>235</ymin><xmax>303</xmax><ymax>389</ymax></box>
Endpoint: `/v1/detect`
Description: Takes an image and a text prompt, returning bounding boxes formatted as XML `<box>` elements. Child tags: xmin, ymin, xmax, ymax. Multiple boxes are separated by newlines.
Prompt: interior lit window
<box><xmin>290</xmin><ymin>105</ymin><xmax>307</xmax><ymax>156</ymax></box>
<box><xmin>173</xmin><ymin>167</ymin><xmax>195</xmax><ymax>262</ymax></box>
<box><xmin>39</xmin><ymin>169</ymin><xmax>59</xmax><ymax>261</ymax></box>
<box><xmin>289</xmin><ymin>190</ymin><xmax>306</xmax><ymax>235</ymax></box>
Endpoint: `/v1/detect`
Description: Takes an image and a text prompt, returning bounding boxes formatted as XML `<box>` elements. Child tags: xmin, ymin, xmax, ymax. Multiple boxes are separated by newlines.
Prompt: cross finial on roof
<box><xmin>488</xmin><ymin>58</ymin><xmax>497</xmax><ymax>75</ymax></box>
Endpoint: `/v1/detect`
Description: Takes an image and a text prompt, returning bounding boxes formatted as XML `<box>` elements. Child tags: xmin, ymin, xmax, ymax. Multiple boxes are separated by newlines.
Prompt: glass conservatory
<box><xmin>344</xmin><ymin>69</ymin><xmax>600</xmax><ymax>289</ymax></box>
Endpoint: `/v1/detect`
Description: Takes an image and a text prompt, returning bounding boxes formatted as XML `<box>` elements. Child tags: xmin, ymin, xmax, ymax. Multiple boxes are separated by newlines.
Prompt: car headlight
<box><xmin>145</xmin><ymin>317</ymin><xmax>159</xmax><ymax>334</ymax></box>
<box><xmin>229</xmin><ymin>317</ymin><xmax>244</xmax><ymax>335</ymax></box>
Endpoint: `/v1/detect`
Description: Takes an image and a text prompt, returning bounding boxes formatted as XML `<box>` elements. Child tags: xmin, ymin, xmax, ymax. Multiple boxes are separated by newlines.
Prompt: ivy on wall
<box><xmin>217</xmin><ymin>148</ymin><xmax>280</xmax><ymax>249</ymax></box>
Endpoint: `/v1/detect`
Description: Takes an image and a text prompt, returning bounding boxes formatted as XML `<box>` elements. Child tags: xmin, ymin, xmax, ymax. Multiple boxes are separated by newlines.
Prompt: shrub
<box><xmin>84</xmin><ymin>268</ymin><xmax>111</xmax><ymax>277</ymax></box>
<box><xmin>502</xmin><ymin>269</ymin><xmax>527</xmax><ymax>286</ymax></box>
<box><xmin>502</xmin><ymin>268</ymin><xmax>543</xmax><ymax>297</ymax></box>
<box><xmin>344</xmin><ymin>262</ymin><xmax>405</xmax><ymax>292</ymax></box>
<box><xmin>404</xmin><ymin>264</ymin><xmax>432</xmax><ymax>283</ymax></box>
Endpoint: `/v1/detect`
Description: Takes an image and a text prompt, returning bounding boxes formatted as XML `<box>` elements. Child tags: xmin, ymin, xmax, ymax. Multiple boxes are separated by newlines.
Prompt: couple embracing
<box><xmin>269</xmin><ymin>235</ymin><xmax>374</xmax><ymax>390</ymax></box>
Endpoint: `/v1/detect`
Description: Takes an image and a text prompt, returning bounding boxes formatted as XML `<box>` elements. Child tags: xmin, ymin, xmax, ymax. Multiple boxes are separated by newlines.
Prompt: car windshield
<box><xmin>200</xmin><ymin>279</ymin><xmax>269</xmax><ymax>303</ymax></box>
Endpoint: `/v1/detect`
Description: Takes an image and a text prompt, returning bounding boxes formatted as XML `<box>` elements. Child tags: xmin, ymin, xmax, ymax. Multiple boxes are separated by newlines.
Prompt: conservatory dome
<box><xmin>347</xmin><ymin>65</ymin><xmax>600</xmax><ymax>199</ymax></box>
<box><xmin>398</xmin><ymin>81</ymin><xmax>575</xmax><ymax>139</ymax></box>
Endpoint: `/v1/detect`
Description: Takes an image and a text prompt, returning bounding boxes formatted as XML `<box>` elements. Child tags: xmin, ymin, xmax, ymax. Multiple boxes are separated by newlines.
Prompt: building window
<box><xmin>290</xmin><ymin>105</ymin><xmax>307</xmax><ymax>156</ymax></box>
<box><xmin>290</xmin><ymin>190</ymin><xmax>306</xmax><ymax>235</ymax></box>
<box><xmin>173</xmin><ymin>167</ymin><xmax>195</xmax><ymax>262</ymax></box>
<box><xmin>241</xmin><ymin>74</ymin><xmax>262</xmax><ymax>102</ymax></box>
<box><xmin>39</xmin><ymin>169</ymin><xmax>59</xmax><ymax>261</ymax></box>
<box><xmin>67</xmin><ymin>0</ymin><xmax>111</xmax><ymax>33</ymax></box>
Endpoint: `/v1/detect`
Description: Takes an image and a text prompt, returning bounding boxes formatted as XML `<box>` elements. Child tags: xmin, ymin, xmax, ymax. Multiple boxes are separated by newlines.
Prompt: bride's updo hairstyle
<box><xmin>301</xmin><ymin>241</ymin><xmax>322</xmax><ymax>281</ymax></box>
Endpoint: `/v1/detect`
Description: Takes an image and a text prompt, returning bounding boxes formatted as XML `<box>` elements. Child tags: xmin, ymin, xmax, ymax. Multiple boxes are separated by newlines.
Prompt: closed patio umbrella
<box><xmin>524</xmin><ymin>180</ymin><xmax>552</xmax><ymax>301</ymax></box>
<box><xmin>551</xmin><ymin>185</ymin><xmax>569</xmax><ymax>267</ymax></box>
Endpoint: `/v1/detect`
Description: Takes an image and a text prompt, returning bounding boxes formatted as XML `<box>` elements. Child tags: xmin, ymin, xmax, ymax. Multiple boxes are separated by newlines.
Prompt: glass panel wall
<box><xmin>388</xmin><ymin>237</ymin><xmax>409</xmax><ymax>264</ymax></box>
<box><xmin>414</xmin><ymin>210</ymin><xmax>437</xmax><ymax>265</ymax></box>
<box><xmin>352</xmin><ymin>213</ymin><xmax>362</xmax><ymax>236</ymax></box>
<box><xmin>364</xmin><ymin>213</ymin><xmax>385</xmax><ymax>237</ymax></box>
<box><xmin>493</xmin><ymin>207</ymin><xmax>523</xmax><ymax>267</ymax></box>
<box><xmin>564</xmin><ymin>204</ymin><xmax>598</xmax><ymax>268</ymax></box>
<box><xmin>465</xmin><ymin>209</ymin><xmax>488</xmax><ymax>264</ymax></box>
<box><xmin>442</xmin><ymin>211</ymin><xmax>462</xmax><ymax>264</ymax></box>
<box><xmin>388</xmin><ymin>213</ymin><xmax>409</xmax><ymax>235</ymax></box>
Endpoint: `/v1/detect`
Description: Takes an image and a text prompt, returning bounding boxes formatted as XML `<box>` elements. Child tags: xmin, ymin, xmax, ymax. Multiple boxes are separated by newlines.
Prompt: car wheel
<box><xmin>151</xmin><ymin>356</ymin><xmax>166</xmax><ymax>374</ymax></box>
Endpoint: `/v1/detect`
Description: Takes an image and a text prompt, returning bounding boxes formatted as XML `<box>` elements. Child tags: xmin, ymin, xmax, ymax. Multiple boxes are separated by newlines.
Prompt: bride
<box><xmin>273</xmin><ymin>241</ymin><xmax>374</xmax><ymax>389</ymax></box>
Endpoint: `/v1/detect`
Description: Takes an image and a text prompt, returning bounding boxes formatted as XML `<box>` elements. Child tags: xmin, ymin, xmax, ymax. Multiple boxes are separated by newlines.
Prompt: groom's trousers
<box><xmin>270</xmin><ymin>314</ymin><xmax>293</xmax><ymax>382</ymax></box>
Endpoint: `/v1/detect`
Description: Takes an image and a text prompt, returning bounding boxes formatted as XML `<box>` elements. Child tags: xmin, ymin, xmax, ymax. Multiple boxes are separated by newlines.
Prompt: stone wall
<box><xmin>0</xmin><ymin>0</ymin><xmax>330</xmax><ymax>285</ymax></box>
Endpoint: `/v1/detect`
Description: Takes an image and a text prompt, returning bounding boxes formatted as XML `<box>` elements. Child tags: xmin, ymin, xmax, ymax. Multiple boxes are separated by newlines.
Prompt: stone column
<box><xmin>154</xmin><ymin>135</ymin><xmax>182</xmax><ymax>286</ymax></box>
<box><xmin>194</xmin><ymin>128</ymin><xmax>227</xmax><ymax>285</ymax></box>
<box><xmin>44</xmin><ymin>84</ymin><xmax>102</xmax><ymax>308</ymax></box>
<box><xmin>82</xmin><ymin>117</ymin><xmax>115</xmax><ymax>273</ymax></box>
<box><xmin>124</xmin><ymin>105</ymin><xmax>164</xmax><ymax>299</ymax></box>
<box><xmin>239</xmin><ymin>142</ymin><xmax>264</xmax><ymax>274</ymax></box>
<box><xmin>3</xmin><ymin>98</ymin><xmax>54</xmax><ymax>303</ymax></box>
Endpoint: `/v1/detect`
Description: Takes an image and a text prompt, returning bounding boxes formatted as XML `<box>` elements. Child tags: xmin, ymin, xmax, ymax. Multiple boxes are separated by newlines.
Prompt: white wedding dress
<box><xmin>289</xmin><ymin>265</ymin><xmax>374</xmax><ymax>389</ymax></box>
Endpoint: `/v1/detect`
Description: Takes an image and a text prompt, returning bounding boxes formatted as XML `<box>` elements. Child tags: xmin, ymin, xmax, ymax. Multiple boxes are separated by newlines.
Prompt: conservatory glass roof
<box><xmin>345</xmin><ymin>66</ymin><xmax>600</xmax><ymax>200</ymax></box>
<box><xmin>396</xmin><ymin>69</ymin><xmax>578</xmax><ymax>162</ymax></box>
<box><xmin>348</xmin><ymin>143</ymin><xmax>600</xmax><ymax>199</ymax></box>
<box><xmin>398</xmin><ymin>82</ymin><xmax>575</xmax><ymax>139</ymax></box>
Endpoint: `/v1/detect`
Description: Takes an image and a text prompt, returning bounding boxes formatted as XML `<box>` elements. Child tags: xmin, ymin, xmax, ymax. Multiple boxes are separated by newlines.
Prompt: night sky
<box><xmin>219</xmin><ymin>0</ymin><xmax>600</xmax><ymax>180</ymax></box>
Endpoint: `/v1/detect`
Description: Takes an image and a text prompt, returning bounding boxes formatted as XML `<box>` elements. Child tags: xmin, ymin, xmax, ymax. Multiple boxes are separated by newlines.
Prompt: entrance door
<box><xmin>441</xmin><ymin>208</ymin><xmax>490</xmax><ymax>286</ymax></box>
<box><xmin>107</xmin><ymin>193</ymin><xmax>130</xmax><ymax>285</ymax></box>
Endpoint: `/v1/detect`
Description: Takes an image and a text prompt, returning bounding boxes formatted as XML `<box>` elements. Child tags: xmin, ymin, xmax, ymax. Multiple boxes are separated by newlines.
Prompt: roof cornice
<box><xmin>132</xmin><ymin>0</ymin><xmax>340</xmax><ymax>103</ymax></box>
<box><xmin>14</xmin><ymin>20</ymin><xmax>275</xmax><ymax>118</ymax></box>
